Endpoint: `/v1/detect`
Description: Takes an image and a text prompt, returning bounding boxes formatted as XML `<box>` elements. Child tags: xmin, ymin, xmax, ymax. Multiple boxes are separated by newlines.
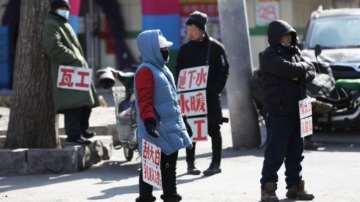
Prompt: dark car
<box><xmin>299</xmin><ymin>6</ymin><xmax>360</xmax><ymax>80</ymax></box>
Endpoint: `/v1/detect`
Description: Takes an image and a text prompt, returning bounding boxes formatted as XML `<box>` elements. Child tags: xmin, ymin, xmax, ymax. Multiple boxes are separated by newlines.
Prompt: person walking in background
<box><xmin>43</xmin><ymin>0</ymin><xmax>99</xmax><ymax>145</ymax></box>
<box><xmin>134</xmin><ymin>29</ymin><xmax>193</xmax><ymax>202</ymax></box>
<box><xmin>259</xmin><ymin>20</ymin><xmax>316</xmax><ymax>202</ymax></box>
<box><xmin>175</xmin><ymin>11</ymin><xmax>229</xmax><ymax>176</ymax></box>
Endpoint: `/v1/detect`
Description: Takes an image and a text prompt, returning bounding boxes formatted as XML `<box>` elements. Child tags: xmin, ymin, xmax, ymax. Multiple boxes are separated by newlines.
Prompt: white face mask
<box><xmin>57</xmin><ymin>9</ymin><xmax>69</xmax><ymax>19</ymax></box>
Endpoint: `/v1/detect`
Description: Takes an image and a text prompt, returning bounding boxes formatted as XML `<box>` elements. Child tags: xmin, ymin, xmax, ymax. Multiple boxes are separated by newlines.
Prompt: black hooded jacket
<box><xmin>175</xmin><ymin>33</ymin><xmax>229</xmax><ymax>124</ymax></box>
<box><xmin>260</xmin><ymin>20</ymin><xmax>316</xmax><ymax>115</ymax></box>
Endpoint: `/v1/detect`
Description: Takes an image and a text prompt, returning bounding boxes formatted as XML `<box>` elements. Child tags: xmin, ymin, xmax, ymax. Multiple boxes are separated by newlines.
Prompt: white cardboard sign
<box><xmin>299</xmin><ymin>98</ymin><xmax>312</xmax><ymax>119</ymax></box>
<box><xmin>57</xmin><ymin>65</ymin><xmax>93</xmax><ymax>91</ymax></box>
<box><xmin>177</xmin><ymin>90</ymin><xmax>207</xmax><ymax>116</ymax></box>
<box><xmin>188</xmin><ymin>117</ymin><xmax>208</xmax><ymax>142</ymax></box>
<box><xmin>142</xmin><ymin>139</ymin><xmax>162</xmax><ymax>189</ymax></box>
<box><xmin>177</xmin><ymin>65</ymin><xmax>209</xmax><ymax>92</ymax></box>
<box><xmin>300</xmin><ymin>116</ymin><xmax>313</xmax><ymax>137</ymax></box>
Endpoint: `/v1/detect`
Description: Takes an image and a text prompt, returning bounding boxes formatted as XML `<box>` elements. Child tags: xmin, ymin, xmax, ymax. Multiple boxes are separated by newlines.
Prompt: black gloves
<box><xmin>182</xmin><ymin>115</ymin><xmax>193</xmax><ymax>137</ymax></box>
<box><xmin>144</xmin><ymin>116</ymin><xmax>193</xmax><ymax>138</ymax></box>
<box><xmin>144</xmin><ymin>118</ymin><xmax>159</xmax><ymax>138</ymax></box>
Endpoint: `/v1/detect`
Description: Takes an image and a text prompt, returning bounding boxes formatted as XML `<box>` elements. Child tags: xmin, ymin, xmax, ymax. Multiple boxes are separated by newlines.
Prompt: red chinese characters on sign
<box><xmin>255</xmin><ymin>0</ymin><xmax>279</xmax><ymax>26</ymax></box>
<box><xmin>299</xmin><ymin>98</ymin><xmax>312</xmax><ymax>119</ymax></box>
<box><xmin>57</xmin><ymin>66</ymin><xmax>93</xmax><ymax>91</ymax></box>
<box><xmin>187</xmin><ymin>117</ymin><xmax>208</xmax><ymax>142</ymax></box>
<box><xmin>180</xmin><ymin>3</ymin><xmax>218</xmax><ymax>16</ymax></box>
<box><xmin>58</xmin><ymin>68</ymin><xmax>75</xmax><ymax>87</ymax></box>
<box><xmin>142</xmin><ymin>139</ymin><xmax>162</xmax><ymax>189</ymax></box>
<box><xmin>301</xmin><ymin>116</ymin><xmax>313</xmax><ymax>137</ymax></box>
<box><xmin>299</xmin><ymin>98</ymin><xmax>313</xmax><ymax>137</ymax></box>
<box><xmin>142</xmin><ymin>140</ymin><xmax>161</xmax><ymax>167</ymax></box>
<box><xmin>299</xmin><ymin>102</ymin><xmax>312</xmax><ymax>118</ymax></box>
<box><xmin>142</xmin><ymin>163</ymin><xmax>162</xmax><ymax>188</ymax></box>
<box><xmin>177</xmin><ymin>66</ymin><xmax>209</xmax><ymax>92</ymax></box>
<box><xmin>177</xmin><ymin>90</ymin><xmax>207</xmax><ymax>117</ymax></box>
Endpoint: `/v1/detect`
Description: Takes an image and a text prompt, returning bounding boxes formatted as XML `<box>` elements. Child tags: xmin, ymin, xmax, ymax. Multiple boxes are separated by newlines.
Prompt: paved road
<box><xmin>1</xmin><ymin>90</ymin><xmax>360</xmax><ymax>201</ymax></box>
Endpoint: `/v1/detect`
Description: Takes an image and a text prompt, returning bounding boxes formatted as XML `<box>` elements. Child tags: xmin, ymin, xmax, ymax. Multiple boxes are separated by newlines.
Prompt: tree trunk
<box><xmin>5</xmin><ymin>0</ymin><xmax>60</xmax><ymax>149</ymax></box>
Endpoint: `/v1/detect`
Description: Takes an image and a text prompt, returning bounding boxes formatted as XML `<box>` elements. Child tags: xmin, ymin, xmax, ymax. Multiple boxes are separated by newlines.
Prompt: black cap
<box><xmin>186</xmin><ymin>11</ymin><xmax>208</xmax><ymax>31</ymax></box>
<box><xmin>51</xmin><ymin>0</ymin><xmax>70</xmax><ymax>11</ymax></box>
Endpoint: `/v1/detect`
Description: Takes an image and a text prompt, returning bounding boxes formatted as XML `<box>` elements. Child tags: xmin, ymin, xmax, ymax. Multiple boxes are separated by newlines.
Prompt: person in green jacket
<box><xmin>42</xmin><ymin>0</ymin><xmax>99</xmax><ymax>145</ymax></box>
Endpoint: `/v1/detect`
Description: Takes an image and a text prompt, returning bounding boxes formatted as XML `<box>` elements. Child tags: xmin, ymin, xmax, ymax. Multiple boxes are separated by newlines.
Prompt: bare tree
<box><xmin>5</xmin><ymin>0</ymin><xmax>60</xmax><ymax>149</ymax></box>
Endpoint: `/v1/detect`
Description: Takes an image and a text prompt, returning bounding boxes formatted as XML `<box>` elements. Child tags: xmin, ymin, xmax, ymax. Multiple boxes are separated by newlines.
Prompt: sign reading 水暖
<box><xmin>177</xmin><ymin>90</ymin><xmax>207</xmax><ymax>117</ymax></box>
<box><xmin>57</xmin><ymin>66</ymin><xmax>93</xmax><ymax>91</ymax></box>
<box><xmin>142</xmin><ymin>139</ymin><xmax>162</xmax><ymax>189</ymax></box>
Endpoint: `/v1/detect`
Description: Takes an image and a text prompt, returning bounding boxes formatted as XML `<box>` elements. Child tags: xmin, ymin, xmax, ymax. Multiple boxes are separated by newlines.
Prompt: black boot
<box><xmin>187</xmin><ymin>161</ymin><xmax>201</xmax><ymax>175</ymax></box>
<box><xmin>160</xmin><ymin>193</ymin><xmax>182</xmax><ymax>202</ymax></box>
<box><xmin>135</xmin><ymin>196</ymin><xmax>156</xmax><ymax>202</ymax></box>
<box><xmin>203</xmin><ymin>162</ymin><xmax>221</xmax><ymax>176</ymax></box>
<box><xmin>82</xmin><ymin>130</ymin><xmax>96</xmax><ymax>139</ymax></box>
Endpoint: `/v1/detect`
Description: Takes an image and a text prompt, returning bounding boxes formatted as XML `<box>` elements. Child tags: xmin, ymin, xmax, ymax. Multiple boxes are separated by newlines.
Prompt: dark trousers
<box><xmin>139</xmin><ymin>151</ymin><xmax>179</xmax><ymax>198</ymax></box>
<box><xmin>63</xmin><ymin>106</ymin><xmax>92</xmax><ymax>141</ymax></box>
<box><xmin>186</xmin><ymin>124</ymin><xmax>222</xmax><ymax>164</ymax></box>
<box><xmin>260</xmin><ymin>114</ymin><xmax>304</xmax><ymax>189</ymax></box>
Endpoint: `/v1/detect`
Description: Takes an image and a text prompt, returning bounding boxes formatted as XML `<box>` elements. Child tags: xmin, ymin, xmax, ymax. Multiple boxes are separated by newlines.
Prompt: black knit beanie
<box><xmin>186</xmin><ymin>11</ymin><xmax>208</xmax><ymax>31</ymax></box>
<box><xmin>51</xmin><ymin>0</ymin><xmax>70</xmax><ymax>11</ymax></box>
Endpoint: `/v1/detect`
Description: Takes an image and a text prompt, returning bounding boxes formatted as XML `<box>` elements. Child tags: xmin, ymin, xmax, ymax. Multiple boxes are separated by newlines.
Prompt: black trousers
<box><xmin>260</xmin><ymin>114</ymin><xmax>304</xmax><ymax>189</ymax></box>
<box><xmin>186</xmin><ymin>124</ymin><xmax>222</xmax><ymax>164</ymax></box>
<box><xmin>139</xmin><ymin>151</ymin><xmax>178</xmax><ymax>198</ymax></box>
<box><xmin>63</xmin><ymin>106</ymin><xmax>92</xmax><ymax>141</ymax></box>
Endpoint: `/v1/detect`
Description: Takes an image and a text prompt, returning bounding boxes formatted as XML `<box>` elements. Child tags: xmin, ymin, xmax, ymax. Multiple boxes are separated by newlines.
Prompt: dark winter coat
<box><xmin>260</xmin><ymin>20</ymin><xmax>316</xmax><ymax>115</ymax></box>
<box><xmin>175</xmin><ymin>33</ymin><xmax>229</xmax><ymax>124</ymax></box>
<box><xmin>43</xmin><ymin>13</ymin><xmax>99</xmax><ymax>113</ymax></box>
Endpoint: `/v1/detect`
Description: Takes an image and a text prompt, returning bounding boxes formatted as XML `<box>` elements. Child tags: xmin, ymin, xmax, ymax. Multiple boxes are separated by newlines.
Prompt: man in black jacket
<box><xmin>259</xmin><ymin>20</ymin><xmax>315</xmax><ymax>202</ymax></box>
<box><xmin>175</xmin><ymin>11</ymin><xmax>229</xmax><ymax>176</ymax></box>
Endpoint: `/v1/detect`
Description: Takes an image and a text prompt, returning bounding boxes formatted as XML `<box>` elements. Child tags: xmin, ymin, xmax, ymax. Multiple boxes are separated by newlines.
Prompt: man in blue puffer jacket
<box><xmin>134</xmin><ymin>30</ymin><xmax>193</xmax><ymax>202</ymax></box>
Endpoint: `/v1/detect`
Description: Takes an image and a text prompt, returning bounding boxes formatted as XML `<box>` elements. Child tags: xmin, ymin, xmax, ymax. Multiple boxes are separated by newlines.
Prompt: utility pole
<box><xmin>218</xmin><ymin>0</ymin><xmax>261</xmax><ymax>149</ymax></box>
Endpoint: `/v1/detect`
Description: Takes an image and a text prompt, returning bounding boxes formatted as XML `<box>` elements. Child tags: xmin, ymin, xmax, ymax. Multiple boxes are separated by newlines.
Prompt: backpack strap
<box><xmin>206</xmin><ymin>37</ymin><xmax>213</xmax><ymax>65</ymax></box>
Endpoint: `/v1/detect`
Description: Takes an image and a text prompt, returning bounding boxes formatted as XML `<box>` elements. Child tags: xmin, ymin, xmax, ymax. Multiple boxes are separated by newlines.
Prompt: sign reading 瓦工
<box><xmin>177</xmin><ymin>65</ymin><xmax>209</xmax><ymax>142</ymax></box>
<box><xmin>142</xmin><ymin>139</ymin><xmax>162</xmax><ymax>189</ymax></box>
<box><xmin>57</xmin><ymin>65</ymin><xmax>93</xmax><ymax>91</ymax></box>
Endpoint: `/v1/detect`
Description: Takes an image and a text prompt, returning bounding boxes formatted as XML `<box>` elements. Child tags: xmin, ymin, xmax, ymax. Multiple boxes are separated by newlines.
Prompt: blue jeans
<box><xmin>260</xmin><ymin>114</ymin><xmax>304</xmax><ymax>189</ymax></box>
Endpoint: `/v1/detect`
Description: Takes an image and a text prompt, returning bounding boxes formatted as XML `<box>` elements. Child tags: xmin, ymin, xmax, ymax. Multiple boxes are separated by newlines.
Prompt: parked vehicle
<box><xmin>299</xmin><ymin>6</ymin><xmax>360</xmax><ymax>80</ymax></box>
<box><xmin>307</xmin><ymin>44</ymin><xmax>360</xmax><ymax>132</ymax></box>
<box><xmin>251</xmin><ymin>43</ymin><xmax>360</xmax><ymax>133</ymax></box>
<box><xmin>96</xmin><ymin>67</ymin><xmax>138</xmax><ymax>161</ymax></box>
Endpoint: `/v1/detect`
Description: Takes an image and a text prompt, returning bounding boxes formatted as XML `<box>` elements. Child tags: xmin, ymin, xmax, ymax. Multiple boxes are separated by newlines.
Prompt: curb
<box><xmin>0</xmin><ymin>135</ymin><xmax>113</xmax><ymax>175</ymax></box>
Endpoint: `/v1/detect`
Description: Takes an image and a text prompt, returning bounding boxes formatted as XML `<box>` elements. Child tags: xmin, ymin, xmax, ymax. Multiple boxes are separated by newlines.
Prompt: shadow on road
<box><xmin>0</xmin><ymin>160</ymin><xmax>139</xmax><ymax>195</ymax></box>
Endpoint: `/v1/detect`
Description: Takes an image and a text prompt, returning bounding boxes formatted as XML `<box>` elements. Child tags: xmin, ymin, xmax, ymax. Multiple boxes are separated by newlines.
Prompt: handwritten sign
<box><xmin>299</xmin><ymin>97</ymin><xmax>313</xmax><ymax>137</ymax></box>
<box><xmin>299</xmin><ymin>98</ymin><xmax>312</xmax><ymax>119</ymax></box>
<box><xmin>177</xmin><ymin>66</ymin><xmax>209</xmax><ymax>92</ymax></box>
<box><xmin>142</xmin><ymin>139</ymin><xmax>162</xmax><ymax>189</ymax></box>
<box><xmin>301</xmin><ymin>116</ymin><xmax>313</xmax><ymax>137</ymax></box>
<box><xmin>57</xmin><ymin>65</ymin><xmax>93</xmax><ymax>91</ymax></box>
<box><xmin>177</xmin><ymin>90</ymin><xmax>207</xmax><ymax>116</ymax></box>
<box><xmin>188</xmin><ymin>117</ymin><xmax>208</xmax><ymax>142</ymax></box>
